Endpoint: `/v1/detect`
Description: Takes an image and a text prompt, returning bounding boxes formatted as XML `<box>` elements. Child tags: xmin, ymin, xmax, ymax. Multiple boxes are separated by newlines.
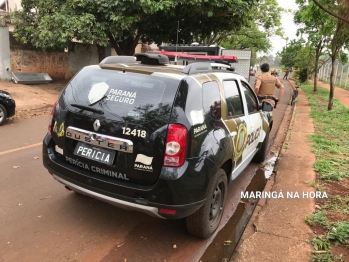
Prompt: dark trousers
<box><xmin>283</xmin><ymin>74</ymin><xmax>288</xmax><ymax>79</ymax></box>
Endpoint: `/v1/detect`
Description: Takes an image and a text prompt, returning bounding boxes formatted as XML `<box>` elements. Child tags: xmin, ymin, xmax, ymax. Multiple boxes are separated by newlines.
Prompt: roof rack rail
<box><xmin>182</xmin><ymin>62</ymin><xmax>238</xmax><ymax>75</ymax></box>
<box><xmin>134</xmin><ymin>53</ymin><xmax>169</xmax><ymax>65</ymax></box>
<box><xmin>182</xmin><ymin>62</ymin><xmax>213</xmax><ymax>75</ymax></box>
<box><xmin>99</xmin><ymin>56</ymin><xmax>137</xmax><ymax>65</ymax></box>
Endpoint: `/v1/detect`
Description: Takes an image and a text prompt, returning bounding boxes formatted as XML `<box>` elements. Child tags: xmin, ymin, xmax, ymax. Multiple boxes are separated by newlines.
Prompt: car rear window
<box><xmin>63</xmin><ymin>67</ymin><xmax>180</xmax><ymax>122</ymax></box>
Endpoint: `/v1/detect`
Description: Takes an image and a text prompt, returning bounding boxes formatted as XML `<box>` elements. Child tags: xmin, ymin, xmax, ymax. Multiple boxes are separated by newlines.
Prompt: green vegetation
<box><xmin>311</xmin><ymin>252</ymin><xmax>344</xmax><ymax>262</ymax></box>
<box><xmin>279</xmin><ymin>0</ymin><xmax>349</xmax><ymax>110</ymax></box>
<box><xmin>322</xmin><ymin>195</ymin><xmax>349</xmax><ymax>214</ymax></box>
<box><xmin>302</xmin><ymin>85</ymin><xmax>349</xmax><ymax>180</ymax></box>
<box><xmin>301</xmin><ymin>83</ymin><xmax>349</xmax><ymax>260</ymax></box>
<box><xmin>312</xmin><ymin>235</ymin><xmax>331</xmax><ymax>251</ymax></box>
<box><xmin>12</xmin><ymin>0</ymin><xmax>283</xmax><ymax>56</ymax></box>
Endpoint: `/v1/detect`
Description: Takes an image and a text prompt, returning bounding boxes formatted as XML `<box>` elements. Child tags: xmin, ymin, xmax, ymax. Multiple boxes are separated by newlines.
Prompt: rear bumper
<box><xmin>53</xmin><ymin>174</ymin><xmax>166</xmax><ymax>218</ymax></box>
<box><xmin>43</xmin><ymin>134</ymin><xmax>207</xmax><ymax>219</ymax></box>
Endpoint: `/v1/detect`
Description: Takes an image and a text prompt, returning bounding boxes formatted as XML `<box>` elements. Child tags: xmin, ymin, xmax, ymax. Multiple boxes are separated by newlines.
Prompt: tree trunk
<box><xmin>328</xmin><ymin>57</ymin><xmax>335</xmax><ymax>110</ymax></box>
<box><xmin>97</xmin><ymin>45</ymin><xmax>106</xmax><ymax>62</ymax></box>
<box><xmin>314</xmin><ymin>38</ymin><xmax>326</xmax><ymax>92</ymax></box>
<box><xmin>107</xmin><ymin>33</ymin><xmax>140</xmax><ymax>56</ymax></box>
<box><xmin>313</xmin><ymin>44</ymin><xmax>321</xmax><ymax>92</ymax></box>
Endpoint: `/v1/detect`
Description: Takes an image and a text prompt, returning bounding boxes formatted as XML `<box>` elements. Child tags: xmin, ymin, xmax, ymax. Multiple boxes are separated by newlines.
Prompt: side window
<box><xmin>241</xmin><ymin>81</ymin><xmax>258</xmax><ymax>114</ymax></box>
<box><xmin>202</xmin><ymin>81</ymin><xmax>221</xmax><ymax>119</ymax></box>
<box><xmin>222</xmin><ymin>80</ymin><xmax>244</xmax><ymax>118</ymax></box>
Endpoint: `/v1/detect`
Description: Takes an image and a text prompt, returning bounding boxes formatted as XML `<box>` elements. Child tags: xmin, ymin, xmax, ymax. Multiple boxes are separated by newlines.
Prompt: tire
<box><xmin>0</xmin><ymin>104</ymin><xmax>7</xmax><ymax>126</ymax></box>
<box><xmin>186</xmin><ymin>169</ymin><xmax>228</xmax><ymax>238</ymax></box>
<box><xmin>253</xmin><ymin>128</ymin><xmax>270</xmax><ymax>163</ymax></box>
<box><xmin>291</xmin><ymin>89</ymin><xmax>298</xmax><ymax>105</ymax></box>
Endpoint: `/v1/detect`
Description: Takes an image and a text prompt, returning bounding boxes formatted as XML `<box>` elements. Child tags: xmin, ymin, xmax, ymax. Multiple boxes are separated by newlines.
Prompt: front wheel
<box><xmin>185</xmin><ymin>169</ymin><xmax>228</xmax><ymax>238</ymax></box>
<box><xmin>0</xmin><ymin>104</ymin><xmax>8</xmax><ymax>126</ymax></box>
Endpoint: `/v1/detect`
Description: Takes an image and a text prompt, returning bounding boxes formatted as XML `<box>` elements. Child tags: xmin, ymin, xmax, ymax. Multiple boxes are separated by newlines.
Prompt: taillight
<box><xmin>48</xmin><ymin>101</ymin><xmax>58</xmax><ymax>136</ymax></box>
<box><xmin>159</xmin><ymin>208</ymin><xmax>177</xmax><ymax>215</ymax></box>
<box><xmin>163</xmin><ymin>124</ymin><xmax>188</xmax><ymax>167</ymax></box>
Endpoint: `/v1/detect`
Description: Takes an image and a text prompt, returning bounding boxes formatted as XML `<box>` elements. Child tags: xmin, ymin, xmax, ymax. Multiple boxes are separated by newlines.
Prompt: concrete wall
<box><xmin>0</xmin><ymin>27</ymin><xmax>11</xmax><ymax>81</ymax></box>
<box><xmin>8</xmin><ymin>35</ymin><xmax>155</xmax><ymax>80</ymax></box>
<box><xmin>10</xmin><ymin>34</ymin><xmax>69</xmax><ymax>79</ymax></box>
<box><xmin>8</xmin><ymin>0</ymin><xmax>21</xmax><ymax>11</ymax></box>
<box><xmin>66</xmin><ymin>44</ymin><xmax>99</xmax><ymax>79</ymax></box>
<box><xmin>10</xmin><ymin>35</ymin><xmax>99</xmax><ymax>80</ymax></box>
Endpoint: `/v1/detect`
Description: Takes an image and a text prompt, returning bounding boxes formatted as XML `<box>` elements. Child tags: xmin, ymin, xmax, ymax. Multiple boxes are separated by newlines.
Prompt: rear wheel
<box><xmin>0</xmin><ymin>104</ymin><xmax>7</xmax><ymax>126</ymax></box>
<box><xmin>253</xmin><ymin>128</ymin><xmax>270</xmax><ymax>163</ymax></box>
<box><xmin>186</xmin><ymin>169</ymin><xmax>227</xmax><ymax>238</ymax></box>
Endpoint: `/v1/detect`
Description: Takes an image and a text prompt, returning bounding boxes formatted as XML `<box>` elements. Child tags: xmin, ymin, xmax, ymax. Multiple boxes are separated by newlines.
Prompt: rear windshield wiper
<box><xmin>71</xmin><ymin>104</ymin><xmax>104</xmax><ymax>114</ymax></box>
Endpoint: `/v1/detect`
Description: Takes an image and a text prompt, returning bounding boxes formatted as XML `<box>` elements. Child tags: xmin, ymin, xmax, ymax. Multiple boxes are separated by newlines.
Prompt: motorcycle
<box><xmin>291</xmin><ymin>86</ymin><xmax>299</xmax><ymax>105</ymax></box>
<box><xmin>258</xmin><ymin>95</ymin><xmax>278</xmax><ymax>126</ymax></box>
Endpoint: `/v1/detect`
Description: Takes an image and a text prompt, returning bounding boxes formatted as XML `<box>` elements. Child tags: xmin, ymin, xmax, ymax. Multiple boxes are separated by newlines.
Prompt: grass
<box><xmin>283</xmin><ymin>142</ymin><xmax>290</xmax><ymax>149</ymax></box>
<box><xmin>305</xmin><ymin>211</ymin><xmax>330</xmax><ymax>229</ymax></box>
<box><xmin>311</xmin><ymin>252</ymin><xmax>344</xmax><ymax>262</ymax></box>
<box><xmin>322</xmin><ymin>195</ymin><xmax>349</xmax><ymax>214</ymax></box>
<box><xmin>301</xmin><ymin>85</ymin><xmax>349</xmax><ymax>181</ymax></box>
<box><xmin>300</xmin><ymin>84</ymin><xmax>349</xmax><ymax>261</ymax></box>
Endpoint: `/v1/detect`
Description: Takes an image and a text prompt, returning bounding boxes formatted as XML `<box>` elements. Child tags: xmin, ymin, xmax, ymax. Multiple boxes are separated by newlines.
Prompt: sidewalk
<box><xmin>231</xmin><ymin>82</ymin><xmax>316</xmax><ymax>261</ymax></box>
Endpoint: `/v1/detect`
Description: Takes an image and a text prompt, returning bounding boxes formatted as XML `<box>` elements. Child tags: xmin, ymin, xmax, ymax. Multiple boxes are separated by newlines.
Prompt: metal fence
<box><xmin>318</xmin><ymin>61</ymin><xmax>349</xmax><ymax>89</ymax></box>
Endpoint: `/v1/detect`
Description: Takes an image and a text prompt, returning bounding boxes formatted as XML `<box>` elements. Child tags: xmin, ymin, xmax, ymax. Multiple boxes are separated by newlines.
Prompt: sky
<box><xmin>269</xmin><ymin>0</ymin><xmax>299</xmax><ymax>55</ymax></box>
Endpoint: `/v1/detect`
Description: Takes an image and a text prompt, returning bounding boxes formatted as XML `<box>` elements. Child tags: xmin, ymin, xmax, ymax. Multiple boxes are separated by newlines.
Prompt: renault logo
<box><xmin>93</xmin><ymin>119</ymin><xmax>101</xmax><ymax>131</ymax></box>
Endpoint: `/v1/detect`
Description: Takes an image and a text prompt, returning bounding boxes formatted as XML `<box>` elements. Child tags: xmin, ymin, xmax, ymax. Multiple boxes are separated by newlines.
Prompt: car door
<box><xmin>239</xmin><ymin>80</ymin><xmax>263</xmax><ymax>156</ymax></box>
<box><xmin>221</xmin><ymin>79</ymin><xmax>250</xmax><ymax>167</ymax></box>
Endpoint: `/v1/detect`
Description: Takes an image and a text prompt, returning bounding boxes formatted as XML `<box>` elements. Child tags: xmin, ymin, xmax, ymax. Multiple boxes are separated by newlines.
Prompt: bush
<box><xmin>298</xmin><ymin>68</ymin><xmax>308</xmax><ymax>83</ymax></box>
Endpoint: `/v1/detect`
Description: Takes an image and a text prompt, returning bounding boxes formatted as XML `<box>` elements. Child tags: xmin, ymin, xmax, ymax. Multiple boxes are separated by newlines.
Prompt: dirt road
<box><xmin>0</xmin><ymin>81</ymin><xmax>66</xmax><ymax>120</ymax></box>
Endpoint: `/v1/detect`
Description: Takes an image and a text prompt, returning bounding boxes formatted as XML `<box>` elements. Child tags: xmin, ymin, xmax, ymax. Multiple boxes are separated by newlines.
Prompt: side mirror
<box><xmin>261</xmin><ymin>101</ymin><xmax>274</xmax><ymax>112</ymax></box>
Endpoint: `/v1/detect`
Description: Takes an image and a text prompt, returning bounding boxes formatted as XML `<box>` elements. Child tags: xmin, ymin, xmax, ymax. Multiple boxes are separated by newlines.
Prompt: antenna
<box><xmin>175</xmin><ymin>20</ymin><xmax>179</xmax><ymax>65</ymax></box>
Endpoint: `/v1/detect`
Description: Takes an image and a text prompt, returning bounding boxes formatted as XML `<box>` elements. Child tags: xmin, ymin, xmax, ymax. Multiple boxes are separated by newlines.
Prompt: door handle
<box><xmin>230</xmin><ymin>131</ymin><xmax>237</xmax><ymax>137</ymax></box>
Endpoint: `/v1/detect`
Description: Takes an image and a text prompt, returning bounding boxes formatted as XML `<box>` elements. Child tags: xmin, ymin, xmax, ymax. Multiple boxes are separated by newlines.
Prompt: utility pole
<box><xmin>174</xmin><ymin>21</ymin><xmax>179</xmax><ymax>65</ymax></box>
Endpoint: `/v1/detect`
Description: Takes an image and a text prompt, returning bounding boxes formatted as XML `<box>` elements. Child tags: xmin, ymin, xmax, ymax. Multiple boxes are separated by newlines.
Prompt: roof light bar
<box><xmin>153</xmin><ymin>50</ymin><xmax>238</xmax><ymax>63</ymax></box>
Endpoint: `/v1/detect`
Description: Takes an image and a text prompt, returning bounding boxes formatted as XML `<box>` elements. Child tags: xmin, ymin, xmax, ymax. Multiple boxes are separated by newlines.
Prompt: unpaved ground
<box><xmin>0</xmin><ymin>80</ymin><xmax>66</xmax><ymax>120</ymax></box>
<box><xmin>310</xmin><ymin>80</ymin><xmax>349</xmax><ymax>108</ymax></box>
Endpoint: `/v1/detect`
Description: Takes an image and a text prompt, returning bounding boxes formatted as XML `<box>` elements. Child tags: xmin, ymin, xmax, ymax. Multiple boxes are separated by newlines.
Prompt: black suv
<box><xmin>42</xmin><ymin>54</ymin><xmax>272</xmax><ymax>238</ymax></box>
<box><xmin>0</xmin><ymin>90</ymin><xmax>16</xmax><ymax>126</ymax></box>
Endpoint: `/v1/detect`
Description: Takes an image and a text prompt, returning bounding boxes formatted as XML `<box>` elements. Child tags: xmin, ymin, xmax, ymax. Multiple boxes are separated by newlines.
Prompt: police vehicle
<box><xmin>42</xmin><ymin>53</ymin><xmax>273</xmax><ymax>238</ymax></box>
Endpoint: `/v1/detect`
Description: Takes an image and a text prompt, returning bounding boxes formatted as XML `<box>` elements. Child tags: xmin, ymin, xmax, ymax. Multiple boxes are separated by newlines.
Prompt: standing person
<box><xmin>283</xmin><ymin>69</ymin><xmax>289</xmax><ymax>80</ymax></box>
<box><xmin>254</xmin><ymin>63</ymin><xmax>285</xmax><ymax>108</ymax></box>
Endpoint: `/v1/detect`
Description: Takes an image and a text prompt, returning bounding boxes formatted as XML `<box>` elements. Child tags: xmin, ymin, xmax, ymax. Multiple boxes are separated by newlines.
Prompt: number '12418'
<box><xmin>122</xmin><ymin>127</ymin><xmax>146</xmax><ymax>138</ymax></box>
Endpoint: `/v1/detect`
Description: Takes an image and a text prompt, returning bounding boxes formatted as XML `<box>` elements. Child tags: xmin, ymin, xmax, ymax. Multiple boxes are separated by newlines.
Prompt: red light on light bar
<box><xmin>159</xmin><ymin>208</ymin><xmax>177</xmax><ymax>215</ymax></box>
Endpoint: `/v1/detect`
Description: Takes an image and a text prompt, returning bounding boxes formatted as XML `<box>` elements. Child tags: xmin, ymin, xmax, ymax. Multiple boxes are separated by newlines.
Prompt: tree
<box><xmin>295</xmin><ymin>0</ymin><xmax>336</xmax><ymax>92</ymax></box>
<box><xmin>220</xmin><ymin>0</ymin><xmax>284</xmax><ymax>59</ymax></box>
<box><xmin>306</xmin><ymin>0</ymin><xmax>349</xmax><ymax>110</ymax></box>
<box><xmin>327</xmin><ymin>19</ymin><xmax>349</xmax><ymax>110</ymax></box>
<box><xmin>279</xmin><ymin>39</ymin><xmax>305</xmax><ymax>69</ymax></box>
<box><xmin>12</xmin><ymin>0</ymin><xmax>258</xmax><ymax>56</ymax></box>
<box><xmin>313</xmin><ymin>0</ymin><xmax>349</xmax><ymax>24</ymax></box>
<box><xmin>278</xmin><ymin>38</ymin><xmax>320</xmax><ymax>83</ymax></box>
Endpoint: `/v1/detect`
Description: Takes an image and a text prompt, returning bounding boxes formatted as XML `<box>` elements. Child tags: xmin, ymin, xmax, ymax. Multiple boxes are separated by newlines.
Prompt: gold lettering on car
<box><xmin>53</xmin><ymin>121</ymin><xmax>65</xmax><ymax>137</ymax></box>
